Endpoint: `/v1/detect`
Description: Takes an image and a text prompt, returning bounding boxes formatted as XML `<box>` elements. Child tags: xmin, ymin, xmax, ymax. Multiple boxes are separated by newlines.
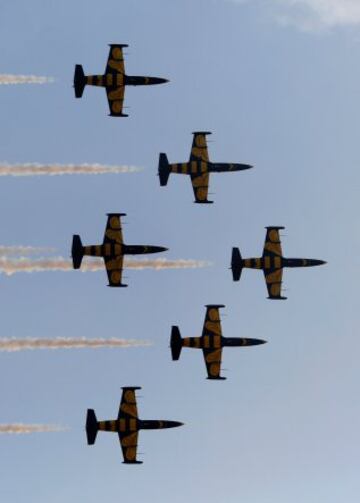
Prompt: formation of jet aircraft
<box><xmin>74</xmin><ymin>44</ymin><xmax>168</xmax><ymax>117</ymax></box>
<box><xmin>170</xmin><ymin>305</ymin><xmax>266</xmax><ymax>380</ymax></box>
<box><xmin>158</xmin><ymin>132</ymin><xmax>252</xmax><ymax>203</ymax></box>
<box><xmin>71</xmin><ymin>44</ymin><xmax>326</xmax><ymax>465</ymax></box>
<box><xmin>0</xmin><ymin>40</ymin><xmax>317</xmax><ymax>469</ymax></box>
<box><xmin>86</xmin><ymin>387</ymin><xmax>183</xmax><ymax>464</ymax></box>
<box><xmin>231</xmin><ymin>226</ymin><xmax>326</xmax><ymax>299</ymax></box>
<box><xmin>72</xmin><ymin>213</ymin><xmax>167</xmax><ymax>287</ymax></box>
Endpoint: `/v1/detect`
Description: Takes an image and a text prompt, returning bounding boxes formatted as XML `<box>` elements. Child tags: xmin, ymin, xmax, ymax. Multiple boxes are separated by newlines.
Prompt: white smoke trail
<box><xmin>0</xmin><ymin>257</ymin><xmax>211</xmax><ymax>276</ymax></box>
<box><xmin>0</xmin><ymin>74</ymin><xmax>54</xmax><ymax>85</ymax></box>
<box><xmin>0</xmin><ymin>424</ymin><xmax>66</xmax><ymax>434</ymax></box>
<box><xmin>0</xmin><ymin>246</ymin><xmax>55</xmax><ymax>256</ymax></box>
<box><xmin>0</xmin><ymin>337</ymin><xmax>150</xmax><ymax>352</ymax></box>
<box><xmin>0</xmin><ymin>163</ymin><xmax>140</xmax><ymax>176</ymax></box>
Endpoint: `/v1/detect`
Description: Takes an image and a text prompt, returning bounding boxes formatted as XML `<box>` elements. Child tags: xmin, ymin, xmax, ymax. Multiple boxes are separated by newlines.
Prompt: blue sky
<box><xmin>0</xmin><ymin>1</ymin><xmax>359</xmax><ymax>502</ymax></box>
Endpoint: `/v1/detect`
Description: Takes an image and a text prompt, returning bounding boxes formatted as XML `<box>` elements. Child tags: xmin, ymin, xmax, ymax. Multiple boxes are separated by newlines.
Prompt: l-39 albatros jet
<box><xmin>231</xmin><ymin>226</ymin><xmax>326</xmax><ymax>300</ymax></box>
<box><xmin>71</xmin><ymin>213</ymin><xmax>167</xmax><ymax>287</ymax></box>
<box><xmin>170</xmin><ymin>305</ymin><xmax>266</xmax><ymax>380</ymax></box>
<box><xmin>73</xmin><ymin>44</ymin><xmax>168</xmax><ymax>117</ymax></box>
<box><xmin>86</xmin><ymin>387</ymin><xmax>183</xmax><ymax>464</ymax></box>
<box><xmin>158</xmin><ymin>132</ymin><xmax>252</xmax><ymax>203</ymax></box>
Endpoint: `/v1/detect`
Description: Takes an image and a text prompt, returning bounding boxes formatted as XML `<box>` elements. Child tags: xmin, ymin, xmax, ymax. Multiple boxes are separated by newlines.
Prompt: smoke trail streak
<box><xmin>0</xmin><ymin>257</ymin><xmax>211</xmax><ymax>276</ymax></box>
<box><xmin>0</xmin><ymin>74</ymin><xmax>54</xmax><ymax>85</ymax></box>
<box><xmin>0</xmin><ymin>337</ymin><xmax>150</xmax><ymax>352</ymax></box>
<box><xmin>0</xmin><ymin>246</ymin><xmax>55</xmax><ymax>256</ymax></box>
<box><xmin>0</xmin><ymin>163</ymin><xmax>141</xmax><ymax>176</ymax></box>
<box><xmin>0</xmin><ymin>424</ymin><xmax>66</xmax><ymax>434</ymax></box>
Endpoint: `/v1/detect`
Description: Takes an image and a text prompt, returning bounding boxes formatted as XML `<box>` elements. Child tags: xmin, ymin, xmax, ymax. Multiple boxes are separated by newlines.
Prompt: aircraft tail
<box><xmin>74</xmin><ymin>64</ymin><xmax>86</xmax><ymax>98</ymax></box>
<box><xmin>170</xmin><ymin>326</ymin><xmax>183</xmax><ymax>360</ymax></box>
<box><xmin>231</xmin><ymin>247</ymin><xmax>243</xmax><ymax>282</ymax></box>
<box><xmin>71</xmin><ymin>235</ymin><xmax>84</xmax><ymax>269</ymax></box>
<box><xmin>158</xmin><ymin>153</ymin><xmax>171</xmax><ymax>186</ymax></box>
<box><xmin>86</xmin><ymin>409</ymin><xmax>98</xmax><ymax>445</ymax></box>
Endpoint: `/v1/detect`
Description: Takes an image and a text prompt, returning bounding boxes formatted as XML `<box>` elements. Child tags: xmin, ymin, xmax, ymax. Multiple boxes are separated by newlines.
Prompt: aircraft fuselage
<box><xmin>85</xmin><ymin>74</ymin><xmax>167</xmax><ymax>88</ymax></box>
<box><xmin>168</xmin><ymin>161</ymin><xmax>252</xmax><ymax>176</ymax></box>
<box><xmin>182</xmin><ymin>335</ymin><xmax>266</xmax><ymax>349</ymax></box>
<box><xmin>97</xmin><ymin>418</ymin><xmax>182</xmax><ymax>434</ymax></box>
<box><xmin>240</xmin><ymin>257</ymin><xmax>326</xmax><ymax>270</ymax></box>
<box><xmin>83</xmin><ymin>243</ymin><xmax>167</xmax><ymax>258</ymax></box>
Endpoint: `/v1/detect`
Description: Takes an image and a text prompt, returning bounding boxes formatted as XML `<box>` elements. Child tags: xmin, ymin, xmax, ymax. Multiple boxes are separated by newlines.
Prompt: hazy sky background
<box><xmin>0</xmin><ymin>1</ymin><xmax>359</xmax><ymax>502</ymax></box>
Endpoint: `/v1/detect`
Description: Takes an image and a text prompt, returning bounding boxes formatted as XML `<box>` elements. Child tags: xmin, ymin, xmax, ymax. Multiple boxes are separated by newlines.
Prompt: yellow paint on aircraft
<box><xmin>208</xmin><ymin>308</ymin><xmax>220</xmax><ymax>321</ymax></box>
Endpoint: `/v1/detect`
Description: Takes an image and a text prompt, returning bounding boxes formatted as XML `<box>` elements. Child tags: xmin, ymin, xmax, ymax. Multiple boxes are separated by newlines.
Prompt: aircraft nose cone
<box><xmin>243</xmin><ymin>164</ymin><xmax>253</xmax><ymax>170</ymax></box>
<box><xmin>252</xmin><ymin>338</ymin><xmax>267</xmax><ymax>345</ymax></box>
<box><xmin>152</xmin><ymin>77</ymin><xmax>169</xmax><ymax>85</ymax></box>
<box><xmin>173</xmin><ymin>421</ymin><xmax>184</xmax><ymax>428</ymax></box>
<box><xmin>311</xmin><ymin>259</ymin><xmax>327</xmax><ymax>266</ymax></box>
<box><xmin>158</xmin><ymin>246</ymin><xmax>168</xmax><ymax>252</ymax></box>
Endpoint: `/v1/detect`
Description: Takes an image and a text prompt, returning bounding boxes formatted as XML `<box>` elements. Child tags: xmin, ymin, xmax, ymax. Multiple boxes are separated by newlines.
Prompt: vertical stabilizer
<box><xmin>158</xmin><ymin>153</ymin><xmax>171</xmax><ymax>186</ymax></box>
<box><xmin>71</xmin><ymin>235</ymin><xmax>84</xmax><ymax>269</ymax></box>
<box><xmin>170</xmin><ymin>326</ymin><xmax>183</xmax><ymax>360</ymax></box>
<box><xmin>231</xmin><ymin>247</ymin><xmax>243</xmax><ymax>281</ymax></box>
<box><xmin>86</xmin><ymin>409</ymin><xmax>98</xmax><ymax>445</ymax></box>
<box><xmin>74</xmin><ymin>64</ymin><xmax>86</xmax><ymax>98</ymax></box>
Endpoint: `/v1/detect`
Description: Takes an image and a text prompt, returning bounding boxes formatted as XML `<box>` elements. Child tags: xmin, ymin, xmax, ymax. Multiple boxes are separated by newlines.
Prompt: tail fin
<box><xmin>71</xmin><ymin>235</ymin><xmax>84</xmax><ymax>269</ymax></box>
<box><xmin>231</xmin><ymin>247</ymin><xmax>243</xmax><ymax>282</ymax></box>
<box><xmin>158</xmin><ymin>153</ymin><xmax>171</xmax><ymax>186</ymax></box>
<box><xmin>86</xmin><ymin>409</ymin><xmax>98</xmax><ymax>445</ymax></box>
<box><xmin>170</xmin><ymin>326</ymin><xmax>183</xmax><ymax>360</ymax></box>
<box><xmin>74</xmin><ymin>64</ymin><xmax>86</xmax><ymax>98</ymax></box>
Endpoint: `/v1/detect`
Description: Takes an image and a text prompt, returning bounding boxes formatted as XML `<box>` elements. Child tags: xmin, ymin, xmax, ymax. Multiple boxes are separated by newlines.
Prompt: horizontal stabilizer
<box><xmin>231</xmin><ymin>247</ymin><xmax>243</xmax><ymax>282</ymax></box>
<box><xmin>86</xmin><ymin>409</ymin><xmax>98</xmax><ymax>445</ymax></box>
<box><xmin>170</xmin><ymin>326</ymin><xmax>183</xmax><ymax>360</ymax></box>
<box><xmin>158</xmin><ymin>153</ymin><xmax>171</xmax><ymax>186</ymax></box>
<box><xmin>71</xmin><ymin>235</ymin><xmax>84</xmax><ymax>269</ymax></box>
<box><xmin>74</xmin><ymin>65</ymin><xmax>86</xmax><ymax>98</ymax></box>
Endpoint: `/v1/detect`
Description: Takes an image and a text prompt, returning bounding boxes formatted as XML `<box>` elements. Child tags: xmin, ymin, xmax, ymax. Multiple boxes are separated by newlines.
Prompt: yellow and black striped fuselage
<box><xmin>85</xmin><ymin>74</ymin><xmax>166</xmax><ymax>88</ymax></box>
<box><xmin>183</xmin><ymin>336</ymin><xmax>264</xmax><ymax>349</ymax></box>
<box><xmin>98</xmin><ymin>418</ymin><xmax>180</xmax><ymax>432</ymax></box>
<box><xmin>85</xmin><ymin>74</ymin><xmax>124</xmax><ymax>88</ymax></box>
<box><xmin>169</xmin><ymin>161</ymin><xmax>247</xmax><ymax>176</ymax></box>
<box><xmin>83</xmin><ymin>244</ymin><xmax>166</xmax><ymax>258</ymax></box>
<box><xmin>242</xmin><ymin>257</ymin><xmax>324</xmax><ymax>270</ymax></box>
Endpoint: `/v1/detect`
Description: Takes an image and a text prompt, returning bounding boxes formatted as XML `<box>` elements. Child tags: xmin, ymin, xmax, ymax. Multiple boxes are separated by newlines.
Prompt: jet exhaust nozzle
<box><xmin>74</xmin><ymin>64</ymin><xmax>86</xmax><ymax>98</ymax></box>
<box><xmin>231</xmin><ymin>247</ymin><xmax>243</xmax><ymax>282</ymax></box>
<box><xmin>71</xmin><ymin>235</ymin><xmax>84</xmax><ymax>269</ymax></box>
<box><xmin>170</xmin><ymin>326</ymin><xmax>183</xmax><ymax>360</ymax></box>
<box><xmin>86</xmin><ymin>409</ymin><xmax>98</xmax><ymax>445</ymax></box>
<box><xmin>158</xmin><ymin>153</ymin><xmax>171</xmax><ymax>186</ymax></box>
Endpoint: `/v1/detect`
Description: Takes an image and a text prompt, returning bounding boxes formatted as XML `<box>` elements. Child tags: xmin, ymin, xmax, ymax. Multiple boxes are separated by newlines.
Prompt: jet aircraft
<box><xmin>86</xmin><ymin>387</ymin><xmax>183</xmax><ymax>464</ymax></box>
<box><xmin>170</xmin><ymin>305</ymin><xmax>266</xmax><ymax>380</ymax></box>
<box><xmin>71</xmin><ymin>213</ymin><xmax>167</xmax><ymax>287</ymax></box>
<box><xmin>74</xmin><ymin>44</ymin><xmax>168</xmax><ymax>117</ymax></box>
<box><xmin>158</xmin><ymin>132</ymin><xmax>252</xmax><ymax>203</ymax></box>
<box><xmin>231</xmin><ymin>226</ymin><xmax>326</xmax><ymax>299</ymax></box>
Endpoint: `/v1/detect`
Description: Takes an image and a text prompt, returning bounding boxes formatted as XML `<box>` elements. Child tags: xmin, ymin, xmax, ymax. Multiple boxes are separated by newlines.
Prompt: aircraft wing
<box><xmin>262</xmin><ymin>227</ymin><xmax>284</xmax><ymax>258</ymax></box>
<box><xmin>105</xmin><ymin>45</ymin><xmax>126</xmax><ymax>77</ymax></box>
<box><xmin>103</xmin><ymin>214</ymin><xmax>126</xmax><ymax>286</ymax></box>
<box><xmin>189</xmin><ymin>132</ymin><xmax>210</xmax><ymax>162</ymax></box>
<box><xmin>118</xmin><ymin>431</ymin><xmax>141</xmax><ymax>464</ymax></box>
<box><xmin>263</xmin><ymin>267</ymin><xmax>284</xmax><ymax>299</ymax></box>
<box><xmin>106</xmin><ymin>85</ymin><xmax>126</xmax><ymax>117</ymax></box>
<box><xmin>103</xmin><ymin>214</ymin><xmax>124</xmax><ymax>245</ymax></box>
<box><xmin>190</xmin><ymin>172</ymin><xmax>210</xmax><ymax>203</ymax></box>
<box><xmin>118</xmin><ymin>387</ymin><xmax>139</xmax><ymax>420</ymax></box>
<box><xmin>201</xmin><ymin>305</ymin><xmax>224</xmax><ymax>379</ymax></box>
<box><xmin>117</xmin><ymin>387</ymin><xmax>141</xmax><ymax>463</ymax></box>
<box><xmin>262</xmin><ymin>227</ymin><xmax>285</xmax><ymax>299</ymax></box>
<box><xmin>104</xmin><ymin>256</ymin><xmax>125</xmax><ymax>287</ymax></box>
